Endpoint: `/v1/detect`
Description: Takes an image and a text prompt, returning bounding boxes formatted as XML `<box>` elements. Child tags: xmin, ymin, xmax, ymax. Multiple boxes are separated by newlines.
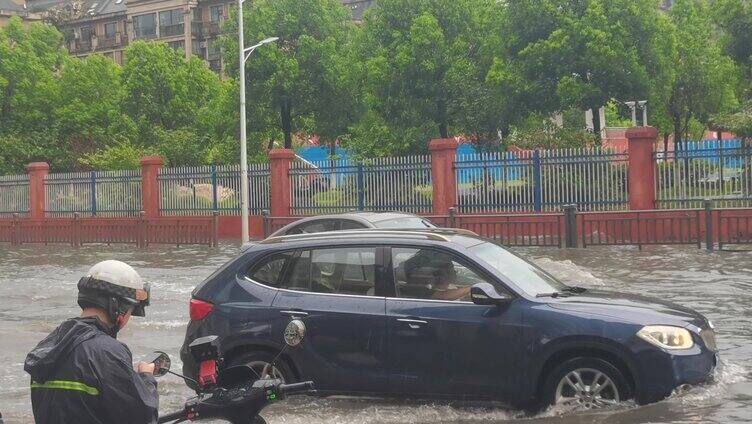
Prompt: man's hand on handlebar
<box><xmin>137</xmin><ymin>361</ymin><xmax>156</xmax><ymax>374</ymax></box>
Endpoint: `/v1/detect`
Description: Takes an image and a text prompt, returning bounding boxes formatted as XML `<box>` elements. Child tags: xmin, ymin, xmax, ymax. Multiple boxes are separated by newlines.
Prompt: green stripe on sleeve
<box><xmin>31</xmin><ymin>380</ymin><xmax>100</xmax><ymax>396</ymax></box>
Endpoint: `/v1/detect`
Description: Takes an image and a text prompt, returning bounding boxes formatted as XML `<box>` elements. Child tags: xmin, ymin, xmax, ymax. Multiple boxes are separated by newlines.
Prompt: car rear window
<box><xmin>246</xmin><ymin>252</ymin><xmax>294</xmax><ymax>287</ymax></box>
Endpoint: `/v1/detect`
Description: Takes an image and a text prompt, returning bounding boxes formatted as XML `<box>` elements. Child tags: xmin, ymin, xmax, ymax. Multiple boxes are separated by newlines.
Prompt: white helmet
<box><xmin>77</xmin><ymin>260</ymin><xmax>150</xmax><ymax>326</ymax></box>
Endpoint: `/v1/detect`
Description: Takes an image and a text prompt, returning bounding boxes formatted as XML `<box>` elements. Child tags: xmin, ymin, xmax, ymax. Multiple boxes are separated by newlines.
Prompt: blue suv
<box><xmin>181</xmin><ymin>229</ymin><xmax>717</xmax><ymax>409</ymax></box>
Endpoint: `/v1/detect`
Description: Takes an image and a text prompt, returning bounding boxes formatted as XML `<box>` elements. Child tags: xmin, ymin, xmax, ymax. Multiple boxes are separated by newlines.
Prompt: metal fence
<box><xmin>289</xmin><ymin>155</ymin><xmax>432</xmax><ymax>215</ymax></box>
<box><xmin>0</xmin><ymin>174</ymin><xmax>29</xmax><ymax>217</ymax></box>
<box><xmin>455</xmin><ymin>148</ymin><xmax>628</xmax><ymax>213</ymax></box>
<box><xmin>159</xmin><ymin>164</ymin><xmax>270</xmax><ymax>215</ymax></box>
<box><xmin>655</xmin><ymin>140</ymin><xmax>752</xmax><ymax>208</ymax></box>
<box><xmin>44</xmin><ymin>170</ymin><xmax>142</xmax><ymax>217</ymax></box>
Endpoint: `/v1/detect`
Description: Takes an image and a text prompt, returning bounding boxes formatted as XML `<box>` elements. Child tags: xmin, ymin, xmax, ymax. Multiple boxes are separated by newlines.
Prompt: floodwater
<box><xmin>1</xmin><ymin>243</ymin><xmax>751</xmax><ymax>424</ymax></box>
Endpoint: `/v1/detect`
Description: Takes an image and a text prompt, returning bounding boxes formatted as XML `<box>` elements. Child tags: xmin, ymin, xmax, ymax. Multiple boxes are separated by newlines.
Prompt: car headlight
<box><xmin>637</xmin><ymin>325</ymin><xmax>694</xmax><ymax>350</ymax></box>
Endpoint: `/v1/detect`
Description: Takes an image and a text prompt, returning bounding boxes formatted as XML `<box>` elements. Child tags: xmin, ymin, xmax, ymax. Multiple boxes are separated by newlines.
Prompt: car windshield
<box><xmin>373</xmin><ymin>217</ymin><xmax>435</xmax><ymax>229</ymax></box>
<box><xmin>468</xmin><ymin>242</ymin><xmax>567</xmax><ymax>296</ymax></box>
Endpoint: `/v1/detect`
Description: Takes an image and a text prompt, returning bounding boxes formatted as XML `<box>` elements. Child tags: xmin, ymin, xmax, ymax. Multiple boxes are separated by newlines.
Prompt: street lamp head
<box><xmin>260</xmin><ymin>36</ymin><xmax>279</xmax><ymax>45</ymax></box>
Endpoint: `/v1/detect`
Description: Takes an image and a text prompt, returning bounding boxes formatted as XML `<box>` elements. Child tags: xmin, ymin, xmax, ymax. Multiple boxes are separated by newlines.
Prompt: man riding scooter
<box><xmin>24</xmin><ymin>260</ymin><xmax>159</xmax><ymax>424</ymax></box>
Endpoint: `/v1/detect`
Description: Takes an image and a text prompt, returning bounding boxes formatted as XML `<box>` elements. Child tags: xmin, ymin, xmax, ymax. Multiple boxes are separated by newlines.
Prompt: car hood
<box><xmin>547</xmin><ymin>289</ymin><xmax>707</xmax><ymax>328</ymax></box>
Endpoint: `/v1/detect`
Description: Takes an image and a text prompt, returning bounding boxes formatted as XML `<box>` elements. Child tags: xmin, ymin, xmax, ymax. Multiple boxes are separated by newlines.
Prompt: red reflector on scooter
<box><xmin>190</xmin><ymin>299</ymin><xmax>214</xmax><ymax>321</ymax></box>
<box><xmin>198</xmin><ymin>359</ymin><xmax>218</xmax><ymax>388</ymax></box>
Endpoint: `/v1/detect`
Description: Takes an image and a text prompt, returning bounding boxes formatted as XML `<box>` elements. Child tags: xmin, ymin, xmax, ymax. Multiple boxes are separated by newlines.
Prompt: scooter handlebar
<box><xmin>278</xmin><ymin>381</ymin><xmax>315</xmax><ymax>395</ymax></box>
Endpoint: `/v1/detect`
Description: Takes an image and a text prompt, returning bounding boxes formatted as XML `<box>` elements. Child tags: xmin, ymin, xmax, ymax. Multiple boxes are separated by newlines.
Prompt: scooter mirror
<box><xmin>284</xmin><ymin>320</ymin><xmax>306</xmax><ymax>347</ymax></box>
<box><xmin>150</xmin><ymin>351</ymin><xmax>171</xmax><ymax>377</ymax></box>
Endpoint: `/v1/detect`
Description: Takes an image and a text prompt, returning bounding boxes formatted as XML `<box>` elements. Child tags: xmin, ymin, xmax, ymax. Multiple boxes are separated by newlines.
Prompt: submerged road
<box><xmin>1</xmin><ymin>244</ymin><xmax>750</xmax><ymax>423</ymax></box>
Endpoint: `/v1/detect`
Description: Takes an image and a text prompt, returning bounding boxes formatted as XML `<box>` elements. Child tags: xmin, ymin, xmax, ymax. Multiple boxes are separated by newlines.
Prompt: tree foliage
<box><xmin>664</xmin><ymin>0</ymin><xmax>738</xmax><ymax>146</ymax></box>
<box><xmin>223</xmin><ymin>0</ymin><xmax>355</xmax><ymax>149</ymax></box>
<box><xmin>499</xmin><ymin>0</ymin><xmax>673</xmax><ymax>136</ymax></box>
<box><xmin>2</xmin><ymin>0</ymin><xmax>751</xmax><ymax>173</ymax></box>
<box><xmin>352</xmin><ymin>0</ymin><xmax>498</xmax><ymax>153</ymax></box>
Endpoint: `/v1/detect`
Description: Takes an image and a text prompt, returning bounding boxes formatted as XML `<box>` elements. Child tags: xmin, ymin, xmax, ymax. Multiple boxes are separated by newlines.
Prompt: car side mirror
<box><xmin>471</xmin><ymin>283</ymin><xmax>512</xmax><ymax>305</ymax></box>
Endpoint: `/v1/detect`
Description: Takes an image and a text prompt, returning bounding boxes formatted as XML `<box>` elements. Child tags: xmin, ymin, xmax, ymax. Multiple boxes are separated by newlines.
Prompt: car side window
<box><xmin>286</xmin><ymin>220</ymin><xmax>337</xmax><ymax>235</ymax></box>
<box><xmin>281</xmin><ymin>247</ymin><xmax>377</xmax><ymax>296</ymax></box>
<box><xmin>247</xmin><ymin>252</ymin><xmax>293</xmax><ymax>287</ymax></box>
<box><xmin>340</xmin><ymin>220</ymin><xmax>367</xmax><ymax>230</ymax></box>
<box><xmin>392</xmin><ymin>248</ymin><xmax>487</xmax><ymax>302</ymax></box>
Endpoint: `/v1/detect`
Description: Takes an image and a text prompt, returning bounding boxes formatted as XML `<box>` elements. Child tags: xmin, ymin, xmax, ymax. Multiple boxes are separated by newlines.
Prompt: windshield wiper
<box><xmin>536</xmin><ymin>291</ymin><xmax>562</xmax><ymax>298</ymax></box>
<box><xmin>537</xmin><ymin>287</ymin><xmax>586</xmax><ymax>298</ymax></box>
<box><xmin>562</xmin><ymin>286</ymin><xmax>587</xmax><ymax>293</ymax></box>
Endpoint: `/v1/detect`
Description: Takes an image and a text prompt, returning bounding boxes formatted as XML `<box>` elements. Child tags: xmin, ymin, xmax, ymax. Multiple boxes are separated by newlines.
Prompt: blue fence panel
<box><xmin>655</xmin><ymin>140</ymin><xmax>752</xmax><ymax>208</ymax></box>
<box><xmin>0</xmin><ymin>174</ymin><xmax>29</xmax><ymax>217</ymax></box>
<box><xmin>44</xmin><ymin>170</ymin><xmax>142</xmax><ymax>217</ymax></box>
<box><xmin>455</xmin><ymin>148</ymin><xmax>628</xmax><ymax>213</ymax></box>
<box><xmin>159</xmin><ymin>164</ymin><xmax>270</xmax><ymax>215</ymax></box>
<box><xmin>289</xmin><ymin>155</ymin><xmax>432</xmax><ymax>215</ymax></box>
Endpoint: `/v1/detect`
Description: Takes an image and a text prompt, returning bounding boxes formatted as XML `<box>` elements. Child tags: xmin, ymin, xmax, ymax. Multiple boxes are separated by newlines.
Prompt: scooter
<box><xmin>154</xmin><ymin>320</ymin><xmax>315</xmax><ymax>424</ymax></box>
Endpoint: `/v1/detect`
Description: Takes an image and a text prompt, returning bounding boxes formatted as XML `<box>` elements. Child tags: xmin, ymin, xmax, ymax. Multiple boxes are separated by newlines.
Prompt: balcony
<box><xmin>191</xmin><ymin>21</ymin><xmax>220</xmax><ymax>39</ymax></box>
<box><xmin>159</xmin><ymin>23</ymin><xmax>184</xmax><ymax>38</ymax></box>
<box><xmin>134</xmin><ymin>30</ymin><xmax>157</xmax><ymax>40</ymax></box>
<box><xmin>204</xmin><ymin>21</ymin><xmax>220</xmax><ymax>36</ymax></box>
<box><xmin>72</xmin><ymin>39</ymin><xmax>93</xmax><ymax>53</ymax></box>
<box><xmin>98</xmin><ymin>33</ymin><xmax>127</xmax><ymax>49</ymax></box>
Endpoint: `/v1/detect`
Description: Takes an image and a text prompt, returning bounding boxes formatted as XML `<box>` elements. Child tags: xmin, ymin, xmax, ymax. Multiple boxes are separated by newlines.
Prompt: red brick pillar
<box><xmin>626</xmin><ymin>126</ymin><xmax>658</xmax><ymax>210</ymax></box>
<box><xmin>429</xmin><ymin>138</ymin><xmax>459</xmax><ymax>215</ymax></box>
<box><xmin>269</xmin><ymin>149</ymin><xmax>295</xmax><ymax>217</ymax></box>
<box><xmin>25</xmin><ymin>162</ymin><xmax>49</xmax><ymax>218</ymax></box>
<box><xmin>140</xmin><ymin>156</ymin><xmax>163</xmax><ymax>218</ymax></box>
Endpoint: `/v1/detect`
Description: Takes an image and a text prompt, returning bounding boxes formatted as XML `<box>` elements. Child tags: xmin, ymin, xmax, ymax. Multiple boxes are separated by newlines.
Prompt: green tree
<box><xmin>223</xmin><ymin>0</ymin><xmax>355</xmax><ymax>149</ymax></box>
<box><xmin>665</xmin><ymin>0</ymin><xmax>738</xmax><ymax>148</ymax></box>
<box><xmin>713</xmin><ymin>102</ymin><xmax>752</xmax><ymax>141</ymax></box>
<box><xmin>56</xmin><ymin>54</ymin><xmax>131</xmax><ymax>162</ymax></box>
<box><xmin>120</xmin><ymin>41</ymin><xmax>223</xmax><ymax>164</ymax></box>
<box><xmin>122</xmin><ymin>42</ymin><xmax>221</xmax><ymax>131</ymax></box>
<box><xmin>0</xmin><ymin>17</ymin><xmax>65</xmax><ymax>134</ymax></box>
<box><xmin>355</xmin><ymin>0</ymin><xmax>497</xmax><ymax>153</ymax></box>
<box><xmin>715</xmin><ymin>0</ymin><xmax>752</xmax><ymax>101</ymax></box>
<box><xmin>500</xmin><ymin>0</ymin><xmax>673</xmax><ymax>137</ymax></box>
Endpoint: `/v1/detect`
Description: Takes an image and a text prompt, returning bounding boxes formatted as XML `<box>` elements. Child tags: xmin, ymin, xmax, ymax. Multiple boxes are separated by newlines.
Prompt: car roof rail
<box><xmin>259</xmin><ymin>229</ymin><xmax>457</xmax><ymax>244</ymax></box>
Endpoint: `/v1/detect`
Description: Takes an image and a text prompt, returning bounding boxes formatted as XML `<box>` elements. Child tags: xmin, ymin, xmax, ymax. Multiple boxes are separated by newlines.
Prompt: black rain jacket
<box><xmin>24</xmin><ymin>317</ymin><xmax>159</xmax><ymax>424</ymax></box>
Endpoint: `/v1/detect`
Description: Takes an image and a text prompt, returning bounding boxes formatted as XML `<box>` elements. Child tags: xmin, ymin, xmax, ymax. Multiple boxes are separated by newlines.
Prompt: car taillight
<box><xmin>190</xmin><ymin>298</ymin><xmax>214</xmax><ymax>321</ymax></box>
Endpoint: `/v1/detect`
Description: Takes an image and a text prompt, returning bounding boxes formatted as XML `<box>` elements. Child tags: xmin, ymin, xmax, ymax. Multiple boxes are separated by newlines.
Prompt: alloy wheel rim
<box><xmin>247</xmin><ymin>360</ymin><xmax>286</xmax><ymax>382</ymax></box>
<box><xmin>554</xmin><ymin>367</ymin><xmax>620</xmax><ymax>409</ymax></box>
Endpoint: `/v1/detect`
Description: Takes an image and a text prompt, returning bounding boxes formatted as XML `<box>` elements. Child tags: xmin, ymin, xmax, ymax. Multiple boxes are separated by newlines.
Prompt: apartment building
<box><xmin>1</xmin><ymin>0</ymin><xmax>43</xmax><ymax>26</ymax></box>
<box><xmin>19</xmin><ymin>0</ymin><xmax>374</xmax><ymax>71</ymax></box>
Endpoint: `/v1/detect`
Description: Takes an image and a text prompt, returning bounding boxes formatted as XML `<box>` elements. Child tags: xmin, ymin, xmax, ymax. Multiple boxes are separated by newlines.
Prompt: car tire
<box><xmin>228</xmin><ymin>350</ymin><xmax>296</xmax><ymax>383</ymax></box>
<box><xmin>541</xmin><ymin>357</ymin><xmax>631</xmax><ymax>410</ymax></box>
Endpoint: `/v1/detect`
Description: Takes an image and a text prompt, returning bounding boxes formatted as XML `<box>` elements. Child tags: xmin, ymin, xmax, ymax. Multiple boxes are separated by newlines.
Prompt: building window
<box><xmin>133</xmin><ymin>13</ymin><xmax>157</xmax><ymax>39</ymax></box>
<box><xmin>193</xmin><ymin>7</ymin><xmax>202</xmax><ymax>22</ymax></box>
<box><xmin>168</xmin><ymin>40</ymin><xmax>185</xmax><ymax>51</ymax></box>
<box><xmin>80</xmin><ymin>26</ymin><xmax>93</xmax><ymax>42</ymax></box>
<box><xmin>207</xmin><ymin>38</ymin><xmax>221</xmax><ymax>58</ymax></box>
<box><xmin>159</xmin><ymin>9</ymin><xmax>184</xmax><ymax>37</ymax></box>
<box><xmin>210</xmin><ymin>5</ymin><xmax>223</xmax><ymax>22</ymax></box>
<box><xmin>104</xmin><ymin>22</ymin><xmax>117</xmax><ymax>38</ymax></box>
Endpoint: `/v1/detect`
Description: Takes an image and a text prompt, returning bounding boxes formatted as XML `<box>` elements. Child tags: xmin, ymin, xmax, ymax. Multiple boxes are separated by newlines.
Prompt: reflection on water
<box><xmin>1</xmin><ymin>244</ymin><xmax>750</xmax><ymax>423</ymax></box>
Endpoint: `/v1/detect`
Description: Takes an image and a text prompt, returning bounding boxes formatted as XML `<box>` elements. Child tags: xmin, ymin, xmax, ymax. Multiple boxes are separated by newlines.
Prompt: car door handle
<box><xmin>280</xmin><ymin>310</ymin><xmax>309</xmax><ymax>317</ymax></box>
<box><xmin>396</xmin><ymin>318</ymin><xmax>428</xmax><ymax>329</ymax></box>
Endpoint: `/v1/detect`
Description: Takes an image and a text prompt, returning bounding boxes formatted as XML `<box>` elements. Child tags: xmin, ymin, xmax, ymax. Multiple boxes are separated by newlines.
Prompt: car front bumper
<box><xmin>632</xmin><ymin>341</ymin><xmax>717</xmax><ymax>404</ymax></box>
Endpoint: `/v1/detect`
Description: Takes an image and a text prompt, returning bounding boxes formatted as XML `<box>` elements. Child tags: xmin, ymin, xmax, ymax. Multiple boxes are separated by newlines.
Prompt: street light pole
<box><xmin>238</xmin><ymin>0</ymin><xmax>249</xmax><ymax>244</ymax></box>
<box><xmin>237</xmin><ymin>0</ymin><xmax>278</xmax><ymax>244</ymax></box>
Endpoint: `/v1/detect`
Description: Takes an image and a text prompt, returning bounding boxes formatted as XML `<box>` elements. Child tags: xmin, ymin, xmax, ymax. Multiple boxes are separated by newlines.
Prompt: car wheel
<box><xmin>542</xmin><ymin>357</ymin><xmax>631</xmax><ymax>410</ymax></box>
<box><xmin>228</xmin><ymin>350</ymin><xmax>295</xmax><ymax>383</ymax></box>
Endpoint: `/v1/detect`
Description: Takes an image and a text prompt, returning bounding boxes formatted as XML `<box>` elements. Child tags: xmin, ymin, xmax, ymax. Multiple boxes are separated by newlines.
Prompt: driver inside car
<box><xmin>430</xmin><ymin>260</ymin><xmax>472</xmax><ymax>301</ymax></box>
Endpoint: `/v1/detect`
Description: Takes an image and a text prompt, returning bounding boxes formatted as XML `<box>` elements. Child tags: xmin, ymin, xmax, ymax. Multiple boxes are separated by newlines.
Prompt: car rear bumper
<box><xmin>633</xmin><ymin>345</ymin><xmax>716</xmax><ymax>404</ymax></box>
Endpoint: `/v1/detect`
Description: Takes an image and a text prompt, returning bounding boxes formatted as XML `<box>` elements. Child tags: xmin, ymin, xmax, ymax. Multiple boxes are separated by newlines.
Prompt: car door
<box><xmin>270</xmin><ymin>245</ymin><xmax>389</xmax><ymax>395</ymax></box>
<box><xmin>386</xmin><ymin>246</ymin><xmax>523</xmax><ymax>400</ymax></box>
